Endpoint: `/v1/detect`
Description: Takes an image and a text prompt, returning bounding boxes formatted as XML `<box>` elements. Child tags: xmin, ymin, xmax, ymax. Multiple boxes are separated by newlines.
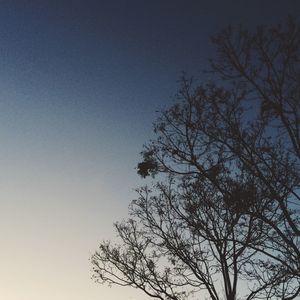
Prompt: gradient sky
<box><xmin>0</xmin><ymin>1</ymin><xmax>299</xmax><ymax>300</ymax></box>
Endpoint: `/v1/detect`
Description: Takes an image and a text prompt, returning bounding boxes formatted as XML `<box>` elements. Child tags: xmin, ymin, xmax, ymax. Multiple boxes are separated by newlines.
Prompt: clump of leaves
<box><xmin>137</xmin><ymin>150</ymin><xmax>158</xmax><ymax>178</ymax></box>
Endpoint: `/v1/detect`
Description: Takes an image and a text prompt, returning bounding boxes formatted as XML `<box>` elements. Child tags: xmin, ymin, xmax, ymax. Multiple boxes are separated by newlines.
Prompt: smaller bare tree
<box><xmin>92</xmin><ymin>167</ymin><xmax>292</xmax><ymax>300</ymax></box>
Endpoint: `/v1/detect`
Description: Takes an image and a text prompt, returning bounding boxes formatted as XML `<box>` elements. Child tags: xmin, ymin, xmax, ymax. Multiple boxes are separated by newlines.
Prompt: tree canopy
<box><xmin>92</xmin><ymin>18</ymin><xmax>300</xmax><ymax>300</ymax></box>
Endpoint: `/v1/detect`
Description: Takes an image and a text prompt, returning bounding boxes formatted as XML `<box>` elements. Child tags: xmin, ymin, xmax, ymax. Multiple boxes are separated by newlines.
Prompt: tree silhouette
<box><xmin>92</xmin><ymin>18</ymin><xmax>300</xmax><ymax>300</ymax></box>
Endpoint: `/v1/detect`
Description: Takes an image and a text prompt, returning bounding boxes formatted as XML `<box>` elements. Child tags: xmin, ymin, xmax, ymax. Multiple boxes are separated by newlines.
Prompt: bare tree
<box><xmin>92</xmin><ymin>176</ymin><xmax>273</xmax><ymax>300</ymax></box>
<box><xmin>92</xmin><ymin>18</ymin><xmax>300</xmax><ymax>299</ymax></box>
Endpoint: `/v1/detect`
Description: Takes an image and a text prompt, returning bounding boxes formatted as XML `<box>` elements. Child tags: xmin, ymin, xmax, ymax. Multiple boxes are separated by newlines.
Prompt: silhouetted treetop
<box><xmin>93</xmin><ymin>18</ymin><xmax>300</xmax><ymax>300</ymax></box>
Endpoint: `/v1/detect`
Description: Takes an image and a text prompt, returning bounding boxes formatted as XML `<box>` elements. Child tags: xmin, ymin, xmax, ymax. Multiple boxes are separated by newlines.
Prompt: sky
<box><xmin>0</xmin><ymin>1</ymin><xmax>299</xmax><ymax>300</ymax></box>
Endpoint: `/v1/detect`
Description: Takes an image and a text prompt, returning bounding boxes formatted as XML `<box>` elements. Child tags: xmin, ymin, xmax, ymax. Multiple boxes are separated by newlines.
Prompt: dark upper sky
<box><xmin>1</xmin><ymin>1</ymin><xmax>299</xmax><ymax>125</ymax></box>
<box><xmin>0</xmin><ymin>1</ymin><xmax>299</xmax><ymax>300</ymax></box>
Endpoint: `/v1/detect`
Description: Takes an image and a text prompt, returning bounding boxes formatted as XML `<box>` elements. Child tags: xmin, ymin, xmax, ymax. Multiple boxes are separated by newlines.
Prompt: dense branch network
<box><xmin>92</xmin><ymin>18</ymin><xmax>300</xmax><ymax>300</ymax></box>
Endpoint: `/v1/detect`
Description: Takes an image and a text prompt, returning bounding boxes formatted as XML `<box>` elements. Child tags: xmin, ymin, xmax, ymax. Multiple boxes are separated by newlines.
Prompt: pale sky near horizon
<box><xmin>0</xmin><ymin>1</ymin><xmax>299</xmax><ymax>299</ymax></box>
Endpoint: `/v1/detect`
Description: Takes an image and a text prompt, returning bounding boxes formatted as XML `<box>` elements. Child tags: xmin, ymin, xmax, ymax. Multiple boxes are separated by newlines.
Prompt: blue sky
<box><xmin>0</xmin><ymin>1</ymin><xmax>299</xmax><ymax>299</ymax></box>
